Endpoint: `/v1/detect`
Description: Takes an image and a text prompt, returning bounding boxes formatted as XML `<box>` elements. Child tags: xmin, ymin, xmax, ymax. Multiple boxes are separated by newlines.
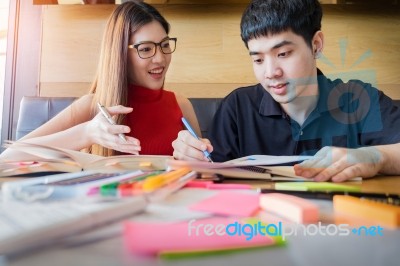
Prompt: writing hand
<box><xmin>172</xmin><ymin>130</ymin><xmax>213</xmax><ymax>161</ymax></box>
<box><xmin>294</xmin><ymin>146</ymin><xmax>383</xmax><ymax>182</ymax></box>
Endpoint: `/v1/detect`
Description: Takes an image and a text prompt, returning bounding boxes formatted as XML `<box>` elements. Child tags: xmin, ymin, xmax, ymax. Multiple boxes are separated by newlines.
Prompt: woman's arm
<box><xmin>17</xmin><ymin>95</ymin><xmax>94</xmax><ymax>148</ymax></box>
<box><xmin>175</xmin><ymin>94</ymin><xmax>201</xmax><ymax>136</ymax></box>
<box><xmin>172</xmin><ymin>94</ymin><xmax>214</xmax><ymax>161</ymax></box>
<box><xmin>0</xmin><ymin>95</ymin><xmax>94</xmax><ymax>160</ymax></box>
<box><xmin>1</xmin><ymin>94</ymin><xmax>142</xmax><ymax>161</ymax></box>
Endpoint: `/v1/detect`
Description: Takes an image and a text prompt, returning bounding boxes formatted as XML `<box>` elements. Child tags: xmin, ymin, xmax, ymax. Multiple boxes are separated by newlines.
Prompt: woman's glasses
<box><xmin>128</xmin><ymin>37</ymin><xmax>177</xmax><ymax>59</ymax></box>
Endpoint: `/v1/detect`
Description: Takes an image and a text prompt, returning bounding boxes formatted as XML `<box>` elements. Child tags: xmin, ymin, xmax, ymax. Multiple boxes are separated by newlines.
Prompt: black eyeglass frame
<box><xmin>128</xmin><ymin>37</ymin><xmax>177</xmax><ymax>59</ymax></box>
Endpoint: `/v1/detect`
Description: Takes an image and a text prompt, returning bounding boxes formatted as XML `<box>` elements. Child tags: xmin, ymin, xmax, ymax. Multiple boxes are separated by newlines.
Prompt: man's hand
<box><xmin>294</xmin><ymin>146</ymin><xmax>383</xmax><ymax>182</ymax></box>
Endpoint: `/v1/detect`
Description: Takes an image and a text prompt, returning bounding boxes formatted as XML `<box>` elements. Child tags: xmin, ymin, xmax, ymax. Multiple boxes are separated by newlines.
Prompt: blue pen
<box><xmin>181</xmin><ymin>117</ymin><xmax>213</xmax><ymax>163</ymax></box>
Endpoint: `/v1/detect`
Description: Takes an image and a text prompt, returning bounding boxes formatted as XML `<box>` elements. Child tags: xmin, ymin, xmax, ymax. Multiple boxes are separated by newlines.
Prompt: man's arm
<box><xmin>376</xmin><ymin>143</ymin><xmax>400</xmax><ymax>174</ymax></box>
<box><xmin>294</xmin><ymin>143</ymin><xmax>400</xmax><ymax>182</ymax></box>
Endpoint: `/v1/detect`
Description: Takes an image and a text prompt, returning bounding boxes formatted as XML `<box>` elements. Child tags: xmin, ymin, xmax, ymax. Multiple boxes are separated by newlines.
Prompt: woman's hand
<box><xmin>86</xmin><ymin>105</ymin><xmax>141</xmax><ymax>154</ymax></box>
<box><xmin>172</xmin><ymin>130</ymin><xmax>213</xmax><ymax>161</ymax></box>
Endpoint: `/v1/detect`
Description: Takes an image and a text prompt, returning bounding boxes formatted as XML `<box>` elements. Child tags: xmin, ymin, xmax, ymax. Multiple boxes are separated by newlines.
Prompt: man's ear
<box><xmin>312</xmin><ymin>31</ymin><xmax>324</xmax><ymax>57</ymax></box>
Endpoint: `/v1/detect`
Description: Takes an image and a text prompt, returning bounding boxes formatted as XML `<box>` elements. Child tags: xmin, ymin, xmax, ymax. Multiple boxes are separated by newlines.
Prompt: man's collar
<box><xmin>316</xmin><ymin>70</ymin><xmax>346</xmax><ymax>113</ymax></box>
<box><xmin>259</xmin><ymin>84</ymin><xmax>283</xmax><ymax>116</ymax></box>
<box><xmin>258</xmin><ymin>69</ymin><xmax>342</xmax><ymax>117</ymax></box>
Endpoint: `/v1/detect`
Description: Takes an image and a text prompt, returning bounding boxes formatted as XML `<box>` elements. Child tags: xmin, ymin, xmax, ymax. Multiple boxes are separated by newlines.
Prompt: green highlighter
<box><xmin>275</xmin><ymin>182</ymin><xmax>361</xmax><ymax>192</ymax></box>
<box><xmin>159</xmin><ymin>244</ymin><xmax>276</xmax><ymax>260</ymax></box>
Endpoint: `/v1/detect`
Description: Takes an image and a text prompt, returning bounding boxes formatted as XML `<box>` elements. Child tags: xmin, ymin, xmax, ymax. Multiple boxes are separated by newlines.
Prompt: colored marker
<box><xmin>99</xmin><ymin>171</ymin><xmax>160</xmax><ymax>197</ymax></box>
<box><xmin>118</xmin><ymin>171</ymin><xmax>161</xmax><ymax>197</ymax></box>
<box><xmin>142</xmin><ymin>167</ymin><xmax>191</xmax><ymax>192</ymax></box>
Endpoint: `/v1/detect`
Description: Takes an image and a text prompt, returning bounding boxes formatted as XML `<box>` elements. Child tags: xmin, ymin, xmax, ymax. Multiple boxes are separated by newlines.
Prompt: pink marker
<box><xmin>207</xmin><ymin>183</ymin><xmax>252</xmax><ymax>190</ymax></box>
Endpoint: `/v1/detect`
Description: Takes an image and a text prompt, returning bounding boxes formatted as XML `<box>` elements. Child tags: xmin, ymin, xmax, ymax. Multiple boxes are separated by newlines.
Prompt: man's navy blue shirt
<box><xmin>208</xmin><ymin>72</ymin><xmax>400</xmax><ymax>162</ymax></box>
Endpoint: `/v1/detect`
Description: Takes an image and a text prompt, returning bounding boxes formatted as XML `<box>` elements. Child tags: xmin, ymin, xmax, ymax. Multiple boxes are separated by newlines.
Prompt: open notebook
<box><xmin>167</xmin><ymin>155</ymin><xmax>310</xmax><ymax>181</ymax></box>
<box><xmin>167</xmin><ymin>155</ymin><xmax>362</xmax><ymax>182</ymax></box>
<box><xmin>1</xmin><ymin>141</ymin><xmax>171</xmax><ymax>177</ymax></box>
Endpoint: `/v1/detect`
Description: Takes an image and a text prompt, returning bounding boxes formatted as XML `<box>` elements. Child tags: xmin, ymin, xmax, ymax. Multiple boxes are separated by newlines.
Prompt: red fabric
<box><xmin>124</xmin><ymin>85</ymin><xmax>183</xmax><ymax>155</ymax></box>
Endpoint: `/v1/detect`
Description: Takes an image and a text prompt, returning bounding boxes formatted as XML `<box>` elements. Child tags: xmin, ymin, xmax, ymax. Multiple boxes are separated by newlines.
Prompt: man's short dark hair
<box><xmin>240</xmin><ymin>0</ymin><xmax>323</xmax><ymax>49</ymax></box>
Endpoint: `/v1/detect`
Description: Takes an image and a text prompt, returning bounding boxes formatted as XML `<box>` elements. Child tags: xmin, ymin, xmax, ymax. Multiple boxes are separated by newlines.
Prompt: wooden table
<box><xmin>2</xmin><ymin>175</ymin><xmax>400</xmax><ymax>266</ymax></box>
<box><xmin>223</xmin><ymin>175</ymin><xmax>400</xmax><ymax>194</ymax></box>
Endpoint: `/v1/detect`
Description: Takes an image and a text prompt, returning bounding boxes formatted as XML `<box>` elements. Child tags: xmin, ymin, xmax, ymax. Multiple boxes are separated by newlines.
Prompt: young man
<box><xmin>172</xmin><ymin>0</ymin><xmax>400</xmax><ymax>182</ymax></box>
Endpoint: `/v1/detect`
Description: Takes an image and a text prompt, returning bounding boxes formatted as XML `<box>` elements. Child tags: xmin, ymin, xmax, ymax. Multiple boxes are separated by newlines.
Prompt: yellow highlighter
<box><xmin>142</xmin><ymin>167</ymin><xmax>191</xmax><ymax>192</ymax></box>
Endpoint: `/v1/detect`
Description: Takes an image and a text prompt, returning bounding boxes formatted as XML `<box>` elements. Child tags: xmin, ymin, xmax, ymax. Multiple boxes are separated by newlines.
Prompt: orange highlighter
<box><xmin>141</xmin><ymin>167</ymin><xmax>192</xmax><ymax>192</ymax></box>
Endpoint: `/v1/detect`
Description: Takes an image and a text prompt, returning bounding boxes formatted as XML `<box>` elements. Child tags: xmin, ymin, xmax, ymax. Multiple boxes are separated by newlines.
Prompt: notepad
<box><xmin>123</xmin><ymin>217</ymin><xmax>276</xmax><ymax>255</ymax></box>
<box><xmin>259</xmin><ymin>193</ymin><xmax>319</xmax><ymax>224</ymax></box>
<box><xmin>189</xmin><ymin>191</ymin><xmax>260</xmax><ymax>217</ymax></box>
<box><xmin>333</xmin><ymin>195</ymin><xmax>400</xmax><ymax>228</ymax></box>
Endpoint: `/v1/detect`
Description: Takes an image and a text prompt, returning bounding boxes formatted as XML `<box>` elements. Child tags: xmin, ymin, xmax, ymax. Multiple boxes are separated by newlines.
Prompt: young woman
<box><xmin>1</xmin><ymin>1</ymin><xmax>200</xmax><ymax>159</ymax></box>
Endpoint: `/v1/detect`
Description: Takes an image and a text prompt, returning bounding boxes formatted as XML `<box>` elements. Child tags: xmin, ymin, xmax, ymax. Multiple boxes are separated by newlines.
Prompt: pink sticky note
<box><xmin>259</xmin><ymin>193</ymin><xmax>319</xmax><ymax>224</ymax></box>
<box><xmin>124</xmin><ymin>217</ymin><xmax>275</xmax><ymax>255</ymax></box>
<box><xmin>189</xmin><ymin>191</ymin><xmax>260</xmax><ymax>217</ymax></box>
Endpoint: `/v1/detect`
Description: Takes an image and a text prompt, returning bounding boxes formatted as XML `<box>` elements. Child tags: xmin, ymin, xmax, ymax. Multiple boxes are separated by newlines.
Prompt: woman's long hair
<box><xmin>88</xmin><ymin>0</ymin><xmax>170</xmax><ymax>156</ymax></box>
